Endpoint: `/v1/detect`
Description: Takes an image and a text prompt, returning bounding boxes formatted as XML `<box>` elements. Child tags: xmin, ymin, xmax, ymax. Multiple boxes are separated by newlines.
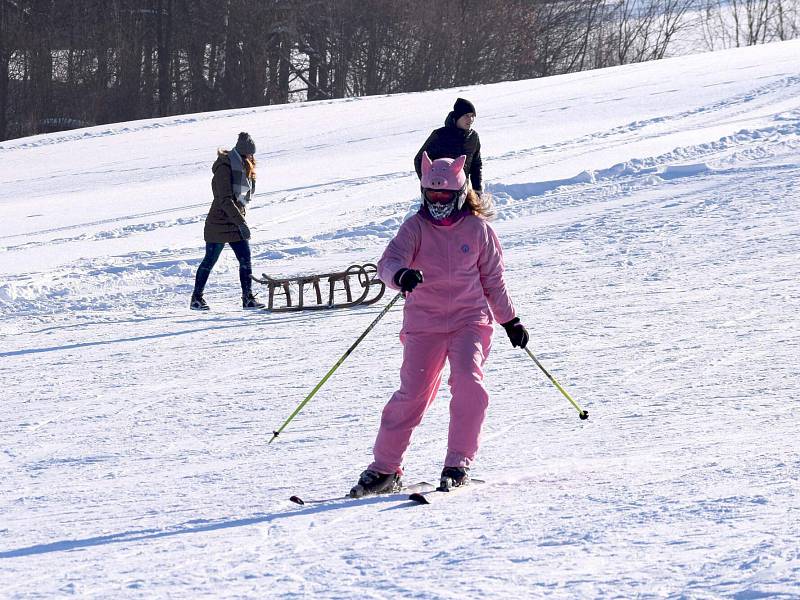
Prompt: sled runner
<box><xmin>251</xmin><ymin>262</ymin><xmax>385</xmax><ymax>312</ymax></box>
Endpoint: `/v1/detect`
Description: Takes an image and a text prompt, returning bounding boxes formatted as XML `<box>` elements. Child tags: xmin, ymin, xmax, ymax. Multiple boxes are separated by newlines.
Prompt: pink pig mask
<box><xmin>420</xmin><ymin>152</ymin><xmax>468</xmax><ymax>221</ymax></box>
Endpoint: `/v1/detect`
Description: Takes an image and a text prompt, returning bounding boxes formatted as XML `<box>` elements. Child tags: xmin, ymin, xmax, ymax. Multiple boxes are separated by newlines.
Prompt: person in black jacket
<box><xmin>190</xmin><ymin>132</ymin><xmax>265</xmax><ymax>311</ymax></box>
<box><xmin>414</xmin><ymin>98</ymin><xmax>483</xmax><ymax>194</ymax></box>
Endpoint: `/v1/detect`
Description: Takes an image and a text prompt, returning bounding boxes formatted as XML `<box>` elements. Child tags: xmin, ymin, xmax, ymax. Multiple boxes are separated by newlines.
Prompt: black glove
<box><xmin>394</xmin><ymin>268</ymin><xmax>424</xmax><ymax>294</ymax></box>
<box><xmin>238</xmin><ymin>223</ymin><xmax>251</xmax><ymax>241</ymax></box>
<box><xmin>501</xmin><ymin>317</ymin><xmax>529</xmax><ymax>349</ymax></box>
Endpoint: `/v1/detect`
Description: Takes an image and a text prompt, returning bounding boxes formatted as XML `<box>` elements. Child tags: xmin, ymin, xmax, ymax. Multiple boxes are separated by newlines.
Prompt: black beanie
<box><xmin>453</xmin><ymin>98</ymin><xmax>476</xmax><ymax>120</ymax></box>
<box><xmin>234</xmin><ymin>132</ymin><xmax>256</xmax><ymax>155</ymax></box>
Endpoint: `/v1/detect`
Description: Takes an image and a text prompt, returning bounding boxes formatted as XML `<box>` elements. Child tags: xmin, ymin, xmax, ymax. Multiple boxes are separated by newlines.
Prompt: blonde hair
<box><xmin>464</xmin><ymin>188</ymin><xmax>495</xmax><ymax>220</ymax></box>
<box><xmin>245</xmin><ymin>156</ymin><xmax>256</xmax><ymax>180</ymax></box>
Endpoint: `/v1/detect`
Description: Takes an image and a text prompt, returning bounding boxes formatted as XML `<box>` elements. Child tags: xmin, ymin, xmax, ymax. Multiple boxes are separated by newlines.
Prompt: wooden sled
<box><xmin>251</xmin><ymin>263</ymin><xmax>385</xmax><ymax>312</ymax></box>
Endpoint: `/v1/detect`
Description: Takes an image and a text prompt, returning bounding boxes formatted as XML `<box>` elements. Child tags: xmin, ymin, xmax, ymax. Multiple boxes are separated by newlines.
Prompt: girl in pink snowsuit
<box><xmin>350</xmin><ymin>152</ymin><xmax>529</xmax><ymax>498</ymax></box>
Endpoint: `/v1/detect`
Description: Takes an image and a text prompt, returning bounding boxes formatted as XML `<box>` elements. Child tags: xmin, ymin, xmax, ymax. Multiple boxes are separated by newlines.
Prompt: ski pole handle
<box><xmin>269</xmin><ymin>292</ymin><xmax>403</xmax><ymax>443</ymax></box>
<box><xmin>524</xmin><ymin>347</ymin><xmax>588</xmax><ymax>420</ymax></box>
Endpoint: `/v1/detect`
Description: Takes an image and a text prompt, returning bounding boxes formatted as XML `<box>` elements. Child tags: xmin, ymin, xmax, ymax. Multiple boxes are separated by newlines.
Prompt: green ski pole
<box><xmin>524</xmin><ymin>347</ymin><xmax>589</xmax><ymax>420</ymax></box>
<box><xmin>269</xmin><ymin>292</ymin><xmax>403</xmax><ymax>443</ymax></box>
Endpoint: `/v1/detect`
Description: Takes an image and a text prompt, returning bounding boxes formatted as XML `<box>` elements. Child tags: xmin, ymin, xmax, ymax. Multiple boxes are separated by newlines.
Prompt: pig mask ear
<box><xmin>451</xmin><ymin>155</ymin><xmax>467</xmax><ymax>174</ymax></box>
<box><xmin>421</xmin><ymin>151</ymin><xmax>433</xmax><ymax>178</ymax></box>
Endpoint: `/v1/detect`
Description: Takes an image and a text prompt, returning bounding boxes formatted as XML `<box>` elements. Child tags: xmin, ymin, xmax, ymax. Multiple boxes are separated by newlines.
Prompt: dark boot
<box><xmin>349</xmin><ymin>469</ymin><xmax>401</xmax><ymax>498</ymax></box>
<box><xmin>190</xmin><ymin>293</ymin><xmax>209</xmax><ymax>311</ymax></box>
<box><xmin>439</xmin><ymin>466</ymin><xmax>470</xmax><ymax>490</ymax></box>
<box><xmin>242</xmin><ymin>292</ymin><xmax>265</xmax><ymax>309</ymax></box>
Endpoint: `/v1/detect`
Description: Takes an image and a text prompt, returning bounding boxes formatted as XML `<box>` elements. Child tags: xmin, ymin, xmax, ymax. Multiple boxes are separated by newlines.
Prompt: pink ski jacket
<box><xmin>378</xmin><ymin>213</ymin><xmax>516</xmax><ymax>334</ymax></box>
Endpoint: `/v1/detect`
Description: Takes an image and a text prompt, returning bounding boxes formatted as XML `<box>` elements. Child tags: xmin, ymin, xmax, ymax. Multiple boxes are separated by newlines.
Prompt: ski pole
<box><xmin>269</xmin><ymin>292</ymin><xmax>403</xmax><ymax>443</ymax></box>
<box><xmin>524</xmin><ymin>347</ymin><xmax>589</xmax><ymax>420</ymax></box>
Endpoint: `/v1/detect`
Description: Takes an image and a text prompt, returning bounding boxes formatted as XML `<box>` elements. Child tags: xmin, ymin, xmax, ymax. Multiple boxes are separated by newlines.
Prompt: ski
<box><xmin>408</xmin><ymin>478</ymin><xmax>485</xmax><ymax>505</ymax></box>
<box><xmin>290</xmin><ymin>481</ymin><xmax>435</xmax><ymax>506</ymax></box>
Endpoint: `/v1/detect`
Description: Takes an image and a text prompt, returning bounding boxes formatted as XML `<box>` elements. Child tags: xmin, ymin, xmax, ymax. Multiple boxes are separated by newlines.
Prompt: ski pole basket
<box><xmin>251</xmin><ymin>263</ymin><xmax>385</xmax><ymax>312</ymax></box>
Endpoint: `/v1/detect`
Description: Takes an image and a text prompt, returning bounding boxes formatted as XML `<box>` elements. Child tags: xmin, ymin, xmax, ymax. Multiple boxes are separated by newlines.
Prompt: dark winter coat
<box><xmin>203</xmin><ymin>152</ymin><xmax>252</xmax><ymax>243</ymax></box>
<box><xmin>414</xmin><ymin>112</ymin><xmax>483</xmax><ymax>191</ymax></box>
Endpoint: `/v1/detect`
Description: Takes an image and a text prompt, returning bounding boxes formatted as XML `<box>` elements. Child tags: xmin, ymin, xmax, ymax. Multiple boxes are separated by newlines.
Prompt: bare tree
<box><xmin>700</xmin><ymin>0</ymin><xmax>800</xmax><ymax>49</ymax></box>
<box><xmin>156</xmin><ymin>0</ymin><xmax>173</xmax><ymax>115</ymax></box>
<box><xmin>2</xmin><ymin>0</ymin><xmax>798</xmax><ymax>141</ymax></box>
<box><xmin>0</xmin><ymin>0</ymin><xmax>15</xmax><ymax>139</ymax></box>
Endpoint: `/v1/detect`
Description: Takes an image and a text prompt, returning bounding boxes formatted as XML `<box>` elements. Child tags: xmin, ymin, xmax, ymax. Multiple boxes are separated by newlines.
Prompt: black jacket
<box><xmin>204</xmin><ymin>152</ymin><xmax>250</xmax><ymax>243</ymax></box>
<box><xmin>414</xmin><ymin>112</ymin><xmax>483</xmax><ymax>191</ymax></box>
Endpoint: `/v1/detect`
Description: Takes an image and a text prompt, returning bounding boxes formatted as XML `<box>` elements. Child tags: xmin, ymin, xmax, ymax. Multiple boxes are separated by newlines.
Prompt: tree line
<box><xmin>1</xmin><ymin>0</ymin><xmax>798</xmax><ymax>141</ymax></box>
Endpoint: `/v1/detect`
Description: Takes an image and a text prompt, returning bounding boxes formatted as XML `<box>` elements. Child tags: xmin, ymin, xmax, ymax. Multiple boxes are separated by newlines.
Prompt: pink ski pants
<box><xmin>369</xmin><ymin>323</ymin><xmax>494</xmax><ymax>475</ymax></box>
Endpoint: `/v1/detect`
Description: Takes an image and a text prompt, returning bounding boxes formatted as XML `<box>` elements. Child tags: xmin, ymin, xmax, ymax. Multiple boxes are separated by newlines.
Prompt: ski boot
<box><xmin>190</xmin><ymin>293</ymin><xmax>209</xmax><ymax>311</ymax></box>
<box><xmin>349</xmin><ymin>469</ymin><xmax>401</xmax><ymax>498</ymax></box>
<box><xmin>242</xmin><ymin>292</ymin><xmax>266</xmax><ymax>309</ymax></box>
<box><xmin>439</xmin><ymin>466</ymin><xmax>470</xmax><ymax>491</ymax></box>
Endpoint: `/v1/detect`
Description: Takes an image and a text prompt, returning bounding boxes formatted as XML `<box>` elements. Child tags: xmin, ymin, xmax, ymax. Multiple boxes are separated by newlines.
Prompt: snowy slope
<box><xmin>1</xmin><ymin>41</ymin><xmax>799</xmax><ymax>598</ymax></box>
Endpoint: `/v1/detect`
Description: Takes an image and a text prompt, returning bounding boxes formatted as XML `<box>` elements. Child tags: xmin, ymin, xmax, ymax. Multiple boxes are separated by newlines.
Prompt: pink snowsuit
<box><xmin>371</xmin><ymin>211</ymin><xmax>516</xmax><ymax>475</ymax></box>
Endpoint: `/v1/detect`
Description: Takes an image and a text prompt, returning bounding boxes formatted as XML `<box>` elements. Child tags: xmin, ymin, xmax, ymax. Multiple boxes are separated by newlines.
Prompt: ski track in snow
<box><xmin>1</xmin><ymin>41</ymin><xmax>799</xmax><ymax>598</ymax></box>
<box><xmin>2</xmin><ymin>115</ymin><xmax>798</xmax><ymax>319</ymax></box>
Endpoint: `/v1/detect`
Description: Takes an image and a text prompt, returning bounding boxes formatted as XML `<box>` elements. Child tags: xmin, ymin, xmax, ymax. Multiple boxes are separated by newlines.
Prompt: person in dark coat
<box><xmin>190</xmin><ymin>132</ymin><xmax>265</xmax><ymax>311</ymax></box>
<box><xmin>414</xmin><ymin>98</ymin><xmax>483</xmax><ymax>194</ymax></box>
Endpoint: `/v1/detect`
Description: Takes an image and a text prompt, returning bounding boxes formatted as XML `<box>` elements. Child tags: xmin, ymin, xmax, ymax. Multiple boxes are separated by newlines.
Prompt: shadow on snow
<box><xmin>0</xmin><ymin>495</ymin><xmax>418</xmax><ymax>559</ymax></box>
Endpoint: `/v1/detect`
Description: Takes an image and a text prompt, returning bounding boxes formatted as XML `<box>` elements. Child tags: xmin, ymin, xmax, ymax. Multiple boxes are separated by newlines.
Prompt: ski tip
<box><xmin>408</xmin><ymin>492</ymin><xmax>430</xmax><ymax>504</ymax></box>
<box><xmin>289</xmin><ymin>495</ymin><xmax>305</xmax><ymax>506</ymax></box>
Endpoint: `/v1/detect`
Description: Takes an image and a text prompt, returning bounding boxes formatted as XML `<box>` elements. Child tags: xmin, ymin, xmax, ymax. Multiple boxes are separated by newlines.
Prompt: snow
<box><xmin>1</xmin><ymin>40</ymin><xmax>799</xmax><ymax>598</ymax></box>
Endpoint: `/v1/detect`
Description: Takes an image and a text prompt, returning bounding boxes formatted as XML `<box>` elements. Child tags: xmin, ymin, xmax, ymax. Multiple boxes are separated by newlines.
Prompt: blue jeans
<box><xmin>193</xmin><ymin>240</ymin><xmax>252</xmax><ymax>297</ymax></box>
